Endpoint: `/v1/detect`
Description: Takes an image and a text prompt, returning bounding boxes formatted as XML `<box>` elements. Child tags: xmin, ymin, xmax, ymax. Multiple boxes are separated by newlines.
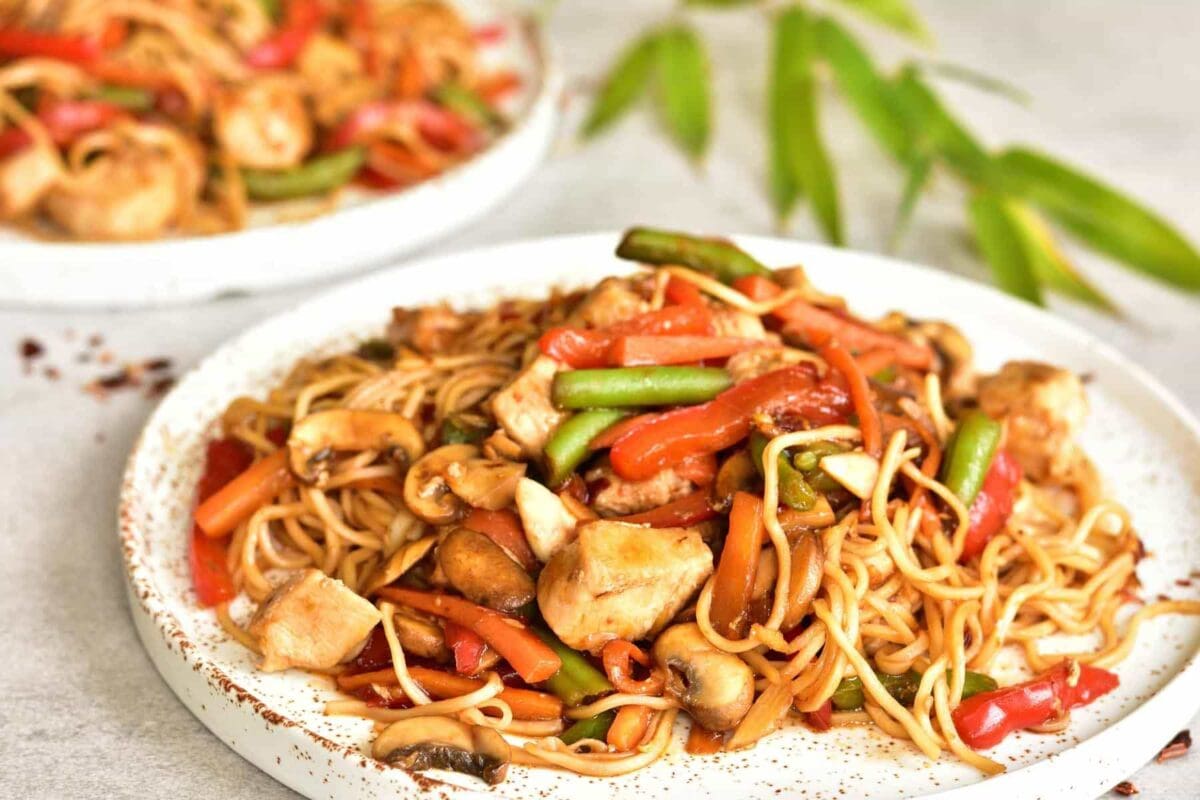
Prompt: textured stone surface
<box><xmin>0</xmin><ymin>1</ymin><xmax>1197</xmax><ymax>797</ymax></box>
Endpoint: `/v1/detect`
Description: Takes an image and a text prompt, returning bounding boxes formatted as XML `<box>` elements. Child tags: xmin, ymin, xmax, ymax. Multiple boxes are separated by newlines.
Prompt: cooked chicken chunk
<box><xmin>0</xmin><ymin>146</ymin><xmax>59</xmax><ymax>218</ymax></box>
<box><xmin>569</xmin><ymin>278</ymin><xmax>648</xmax><ymax>328</ymax></box>
<box><xmin>587</xmin><ymin>459</ymin><xmax>694</xmax><ymax>516</ymax></box>
<box><xmin>490</xmin><ymin>356</ymin><xmax>568</xmax><ymax>458</ymax></box>
<box><xmin>710</xmin><ymin>308</ymin><xmax>768</xmax><ymax>340</ymax></box>
<box><xmin>43</xmin><ymin>151</ymin><xmax>189</xmax><ymax>240</ymax></box>
<box><xmin>298</xmin><ymin>33</ymin><xmax>377</xmax><ymax>126</ymax></box>
<box><xmin>249</xmin><ymin>569</ymin><xmax>381</xmax><ymax>672</ymax></box>
<box><xmin>725</xmin><ymin>347</ymin><xmax>807</xmax><ymax>384</ymax></box>
<box><xmin>214</xmin><ymin>77</ymin><xmax>312</xmax><ymax>169</ymax></box>
<box><xmin>515</xmin><ymin>477</ymin><xmax>577</xmax><ymax>561</ymax></box>
<box><xmin>977</xmin><ymin>361</ymin><xmax>1088</xmax><ymax>482</ymax></box>
<box><xmin>537</xmin><ymin>520</ymin><xmax>713</xmax><ymax>652</ymax></box>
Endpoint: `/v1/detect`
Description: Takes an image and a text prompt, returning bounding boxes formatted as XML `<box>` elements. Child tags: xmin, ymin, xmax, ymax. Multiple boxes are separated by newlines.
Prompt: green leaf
<box><xmin>581</xmin><ymin>34</ymin><xmax>659</xmax><ymax>139</ymax></box>
<box><xmin>683</xmin><ymin>0</ymin><xmax>759</xmax><ymax>6</ymax></box>
<box><xmin>887</xmin><ymin>153</ymin><xmax>931</xmax><ymax>251</ymax></box>
<box><xmin>916</xmin><ymin>60</ymin><xmax>1031</xmax><ymax>107</ymax></box>
<box><xmin>891</xmin><ymin>68</ymin><xmax>995</xmax><ymax>186</ymax></box>
<box><xmin>996</xmin><ymin>147</ymin><xmax>1200</xmax><ymax>290</ymax></box>
<box><xmin>1007</xmin><ymin>203</ymin><xmax>1118</xmax><ymax>312</ymax></box>
<box><xmin>653</xmin><ymin>26</ymin><xmax>712</xmax><ymax>161</ymax></box>
<box><xmin>768</xmin><ymin>8</ymin><xmax>805</xmax><ymax>219</ymax></box>
<box><xmin>967</xmin><ymin>192</ymin><xmax>1043</xmax><ymax>304</ymax></box>
<box><xmin>812</xmin><ymin>16</ymin><xmax>911</xmax><ymax>163</ymax></box>
<box><xmin>829</xmin><ymin>0</ymin><xmax>932</xmax><ymax>44</ymax></box>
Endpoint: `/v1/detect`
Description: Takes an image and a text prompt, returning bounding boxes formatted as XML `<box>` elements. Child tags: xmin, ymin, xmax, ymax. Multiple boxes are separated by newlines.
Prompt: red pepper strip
<box><xmin>538</xmin><ymin>327</ymin><xmax>612</xmax><ymax>368</ymax></box>
<box><xmin>462</xmin><ymin>508</ymin><xmax>538</xmax><ymax>572</ymax></box>
<box><xmin>444</xmin><ymin>620</ymin><xmax>488</xmax><ymax>676</ymax></box>
<box><xmin>377</xmin><ymin>588</ymin><xmax>562</xmax><ymax>683</ymax></box>
<box><xmin>733</xmin><ymin>275</ymin><xmax>935</xmax><ymax>371</ymax></box>
<box><xmin>674</xmin><ymin>451</ymin><xmax>718</xmax><ymax>486</ymax></box>
<box><xmin>0</xmin><ymin>100</ymin><xmax>125</xmax><ymax>159</ymax></box>
<box><xmin>665</xmin><ymin>275</ymin><xmax>706</xmax><ymax>307</ymax></box>
<box><xmin>477</xmin><ymin>70</ymin><xmax>522</xmax><ymax>103</ymax></box>
<box><xmin>805</xmin><ymin>700</ymin><xmax>834</xmax><ymax>731</ymax></box>
<box><xmin>820</xmin><ymin>341</ymin><xmax>882</xmax><ymax>458</ymax></box>
<box><xmin>326</xmin><ymin>99</ymin><xmax>478</xmax><ymax>154</ymax></box>
<box><xmin>539</xmin><ymin>304</ymin><xmax>715</xmax><ymax>368</ymax></box>
<box><xmin>601</xmin><ymin>640</ymin><xmax>666</xmax><ymax>695</ymax></box>
<box><xmin>0</xmin><ymin>27</ymin><xmax>102</xmax><ymax>62</ymax></box>
<box><xmin>608</xmin><ymin>364</ymin><xmax>850</xmax><ymax>481</ymax></box>
<box><xmin>617</xmin><ymin>490</ymin><xmax>718</xmax><ymax>527</ymax></box>
<box><xmin>589</xmin><ymin>412</ymin><xmax>657</xmax><ymax>451</ymax></box>
<box><xmin>365</xmin><ymin>139</ymin><xmax>440</xmax><ymax>187</ymax></box>
<box><xmin>952</xmin><ymin>660</ymin><xmax>1119</xmax><ymax>750</ymax></box>
<box><xmin>189</xmin><ymin>439</ymin><xmax>253</xmax><ymax>606</ymax></box>
<box><xmin>609</xmin><ymin>335</ymin><xmax>762</xmax><ymax>367</ymax></box>
<box><xmin>709</xmin><ymin>491</ymin><xmax>765</xmax><ymax>638</ymax></box>
<box><xmin>473</xmin><ymin>22</ymin><xmax>508</xmax><ymax>45</ymax></box>
<box><xmin>959</xmin><ymin>450</ymin><xmax>1021</xmax><ymax>561</ymax></box>
<box><xmin>245</xmin><ymin>0</ymin><xmax>325</xmax><ymax>69</ymax></box>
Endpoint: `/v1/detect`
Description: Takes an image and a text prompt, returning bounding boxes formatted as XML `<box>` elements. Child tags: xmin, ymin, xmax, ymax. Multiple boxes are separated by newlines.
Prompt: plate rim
<box><xmin>119</xmin><ymin>231</ymin><xmax>1200</xmax><ymax>800</ymax></box>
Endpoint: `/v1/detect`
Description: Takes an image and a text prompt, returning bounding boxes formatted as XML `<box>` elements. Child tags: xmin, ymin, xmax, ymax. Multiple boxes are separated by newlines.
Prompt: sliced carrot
<box><xmin>854</xmin><ymin>347</ymin><xmax>896</xmax><ymax>377</ymax></box>
<box><xmin>194</xmin><ymin>448</ymin><xmax>294</xmax><ymax>538</ymax></box>
<box><xmin>337</xmin><ymin>666</ymin><xmax>563</xmax><ymax>720</ymax></box>
<box><xmin>685</xmin><ymin>722</ymin><xmax>726</xmax><ymax>755</ymax></box>
<box><xmin>377</xmin><ymin>588</ymin><xmax>561</xmax><ymax>683</ymax></box>
<box><xmin>709</xmin><ymin>491</ymin><xmax>764</xmax><ymax>638</ymax></box>
<box><xmin>477</xmin><ymin>70</ymin><xmax>521</xmax><ymax>103</ymax></box>
<box><xmin>821</xmin><ymin>342</ymin><xmax>882</xmax><ymax>458</ymax></box>
<box><xmin>608</xmin><ymin>335</ymin><xmax>761</xmax><ymax>367</ymax></box>
<box><xmin>607</xmin><ymin>704</ymin><xmax>655</xmax><ymax>751</ymax></box>
<box><xmin>462</xmin><ymin>508</ymin><xmax>538</xmax><ymax>572</ymax></box>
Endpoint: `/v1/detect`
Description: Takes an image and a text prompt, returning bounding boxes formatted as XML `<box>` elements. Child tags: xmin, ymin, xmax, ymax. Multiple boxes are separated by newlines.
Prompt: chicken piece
<box><xmin>249</xmin><ymin>569</ymin><xmax>381</xmax><ymax>672</ymax></box>
<box><xmin>43</xmin><ymin>150</ymin><xmax>189</xmax><ymax>240</ymax></box>
<box><xmin>297</xmin><ymin>33</ymin><xmax>378</xmax><ymax>126</ymax></box>
<box><xmin>490</xmin><ymin>356</ymin><xmax>568</xmax><ymax>458</ymax></box>
<box><xmin>977</xmin><ymin>361</ymin><xmax>1088</xmax><ymax>482</ymax></box>
<box><xmin>710</xmin><ymin>308</ymin><xmax>768</xmax><ymax>340</ymax></box>
<box><xmin>725</xmin><ymin>347</ymin><xmax>808</xmax><ymax>384</ymax></box>
<box><xmin>214</xmin><ymin>77</ymin><xmax>312</xmax><ymax>170</ymax></box>
<box><xmin>389</xmin><ymin>305</ymin><xmax>469</xmax><ymax>355</ymax></box>
<box><xmin>515</xmin><ymin>477</ymin><xmax>577</xmax><ymax>562</ymax></box>
<box><xmin>586</xmin><ymin>459</ymin><xmax>694</xmax><ymax>516</ymax></box>
<box><xmin>569</xmin><ymin>278</ymin><xmax>649</xmax><ymax>328</ymax></box>
<box><xmin>537</xmin><ymin>520</ymin><xmax>713</xmax><ymax>652</ymax></box>
<box><xmin>0</xmin><ymin>146</ymin><xmax>59</xmax><ymax>218</ymax></box>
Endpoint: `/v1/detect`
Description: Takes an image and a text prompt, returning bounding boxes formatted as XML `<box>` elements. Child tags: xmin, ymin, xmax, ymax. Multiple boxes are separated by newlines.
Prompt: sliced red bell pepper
<box><xmin>609</xmin><ymin>335</ymin><xmax>761</xmax><ymax>367</ymax></box>
<box><xmin>539</xmin><ymin>304</ymin><xmax>715</xmax><ymax>368</ymax></box>
<box><xmin>444</xmin><ymin>620</ymin><xmax>488</xmax><ymax>675</ymax></box>
<box><xmin>473</xmin><ymin>23</ymin><xmax>508</xmax><ymax>45</ymax></box>
<box><xmin>959</xmin><ymin>449</ymin><xmax>1021</xmax><ymax>561</ymax></box>
<box><xmin>616</xmin><ymin>490</ymin><xmax>718</xmax><ymax>527</ymax></box>
<box><xmin>952</xmin><ymin>660</ymin><xmax>1119</xmax><ymax>750</ymax></box>
<box><xmin>0</xmin><ymin>99</ymin><xmax>125</xmax><ymax>159</ymax></box>
<box><xmin>608</xmin><ymin>364</ymin><xmax>850</xmax><ymax>481</ymax></box>
<box><xmin>538</xmin><ymin>327</ymin><xmax>613</xmax><ymax>369</ymax></box>
<box><xmin>462</xmin><ymin>507</ymin><xmax>538</xmax><ymax>572</ymax></box>
<box><xmin>326</xmin><ymin>99</ymin><xmax>478</xmax><ymax>154</ymax></box>
<box><xmin>193</xmin><ymin>447</ymin><xmax>295</xmax><ymax>538</ymax></box>
<box><xmin>189</xmin><ymin>439</ymin><xmax>253</xmax><ymax>606</ymax></box>
<box><xmin>245</xmin><ymin>0</ymin><xmax>325</xmax><ymax>69</ymax></box>
<box><xmin>588</xmin><ymin>412</ymin><xmax>657</xmax><ymax>450</ymax></box>
<box><xmin>733</xmin><ymin>275</ymin><xmax>934</xmax><ymax>370</ymax></box>
<box><xmin>0</xmin><ymin>27</ymin><xmax>103</xmax><ymax>63</ymax></box>
<box><xmin>665</xmin><ymin>275</ymin><xmax>706</xmax><ymax>307</ymax></box>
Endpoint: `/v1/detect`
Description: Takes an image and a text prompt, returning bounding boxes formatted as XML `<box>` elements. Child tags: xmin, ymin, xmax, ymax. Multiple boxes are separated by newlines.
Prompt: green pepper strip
<box><xmin>242</xmin><ymin>146</ymin><xmax>366</xmax><ymax>201</ymax></box>
<box><xmin>544</xmin><ymin>409</ymin><xmax>629</xmax><ymax>486</ymax></box>
<box><xmin>533</xmin><ymin>626</ymin><xmax>612</xmax><ymax>707</ymax></box>
<box><xmin>91</xmin><ymin>84</ymin><xmax>154</xmax><ymax>110</ymax></box>
<box><xmin>552</xmin><ymin>367</ymin><xmax>732</xmax><ymax>410</ymax></box>
<box><xmin>560</xmin><ymin>710</ymin><xmax>616</xmax><ymax>745</ymax></box>
<box><xmin>256</xmin><ymin>0</ymin><xmax>281</xmax><ymax>21</ymax></box>
<box><xmin>749</xmin><ymin>432</ymin><xmax>815</xmax><ymax>510</ymax></box>
<box><xmin>441</xmin><ymin>416</ymin><xmax>488</xmax><ymax>446</ymax></box>
<box><xmin>940</xmin><ymin>410</ymin><xmax>1003</xmax><ymax>506</ymax></box>
<box><xmin>615</xmin><ymin>227</ymin><xmax>772</xmax><ymax>284</ymax></box>
<box><xmin>433</xmin><ymin>82</ymin><xmax>506</xmax><ymax>132</ymax></box>
<box><xmin>830</xmin><ymin>669</ymin><xmax>998</xmax><ymax>711</ymax></box>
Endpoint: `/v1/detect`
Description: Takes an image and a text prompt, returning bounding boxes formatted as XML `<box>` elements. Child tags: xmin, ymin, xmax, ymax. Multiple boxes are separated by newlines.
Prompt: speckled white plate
<box><xmin>0</xmin><ymin>0</ymin><xmax>558</xmax><ymax>309</ymax></box>
<box><xmin>120</xmin><ymin>233</ymin><xmax>1200</xmax><ymax>800</ymax></box>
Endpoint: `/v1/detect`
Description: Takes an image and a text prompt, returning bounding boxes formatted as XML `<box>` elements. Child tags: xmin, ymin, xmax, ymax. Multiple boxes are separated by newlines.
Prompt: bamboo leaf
<box><xmin>768</xmin><ymin>8</ymin><xmax>806</xmax><ymax>219</ymax></box>
<box><xmin>683</xmin><ymin>0</ymin><xmax>759</xmax><ymax>6</ymax></box>
<box><xmin>967</xmin><ymin>192</ymin><xmax>1043</xmax><ymax>304</ymax></box>
<box><xmin>996</xmin><ymin>147</ymin><xmax>1200</xmax><ymax>290</ymax></box>
<box><xmin>812</xmin><ymin>16</ymin><xmax>911</xmax><ymax>163</ymax></box>
<box><xmin>887</xmin><ymin>153</ymin><xmax>931</xmax><ymax>252</ymax></box>
<box><xmin>917</xmin><ymin>60</ymin><xmax>1031</xmax><ymax>107</ymax></box>
<box><xmin>653</xmin><ymin>26</ymin><xmax>712</xmax><ymax>161</ymax></box>
<box><xmin>581</xmin><ymin>34</ymin><xmax>659</xmax><ymax>139</ymax></box>
<box><xmin>829</xmin><ymin>0</ymin><xmax>932</xmax><ymax>44</ymax></box>
<box><xmin>891</xmin><ymin>68</ymin><xmax>995</xmax><ymax>187</ymax></box>
<box><xmin>1008</xmin><ymin>203</ymin><xmax>1119</xmax><ymax>312</ymax></box>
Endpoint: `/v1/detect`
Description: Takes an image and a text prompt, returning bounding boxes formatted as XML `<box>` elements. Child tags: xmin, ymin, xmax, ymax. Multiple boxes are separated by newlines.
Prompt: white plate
<box><xmin>0</xmin><ymin>1</ymin><xmax>558</xmax><ymax>309</ymax></box>
<box><xmin>119</xmin><ymin>233</ymin><xmax>1200</xmax><ymax>799</ymax></box>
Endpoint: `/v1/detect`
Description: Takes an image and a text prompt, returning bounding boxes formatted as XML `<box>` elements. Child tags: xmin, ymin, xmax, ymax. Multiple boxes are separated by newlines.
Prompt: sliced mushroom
<box><xmin>361</xmin><ymin>535</ymin><xmax>436</xmax><ymax>596</ymax></box>
<box><xmin>652</xmin><ymin>623</ymin><xmax>755</xmax><ymax>732</ymax></box>
<box><xmin>391</xmin><ymin>608</ymin><xmax>450</xmax><ymax>662</ymax></box>
<box><xmin>713</xmin><ymin>450</ymin><xmax>759</xmax><ymax>510</ymax></box>
<box><xmin>403</xmin><ymin>444</ymin><xmax>478</xmax><ymax>524</ymax></box>
<box><xmin>745</xmin><ymin>532</ymin><xmax>823</xmax><ymax>630</ymax></box>
<box><xmin>372</xmin><ymin>716</ymin><xmax>510</xmax><ymax>785</ymax></box>
<box><xmin>437</xmin><ymin>527</ymin><xmax>535</xmax><ymax>613</ymax></box>
<box><xmin>445</xmin><ymin>458</ymin><xmax>526</xmax><ymax>511</ymax></box>
<box><xmin>288</xmin><ymin>409</ymin><xmax>425</xmax><ymax>485</ymax></box>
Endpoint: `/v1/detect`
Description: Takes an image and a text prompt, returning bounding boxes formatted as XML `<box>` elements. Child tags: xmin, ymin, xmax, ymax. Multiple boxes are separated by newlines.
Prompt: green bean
<box><xmin>242</xmin><ymin>146</ymin><xmax>365</xmax><ymax>201</ymax></box>
<box><xmin>91</xmin><ymin>84</ymin><xmax>153</xmax><ymax>110</ymax></box>
<box><xmin>534</xmin><ymin>626</ymin><xmax>612</xmax><ymax>707</ymax></box>
<box><xmin>560</xmin><ymin>710</ymin><xmax>616</xmax><ymax>745</ymax></box>
<box><xmin>615</xmin><ymin>227</ymin><xmax>772</xmax><ymax>284</ymax></box>
<box><xmin>552</xmin><ymin>367</ymin><xmax>731</xmax><ymax>409</ymax></box>
<box><xmin>433</xmin><ymin>82</ymin><xmax>505</xmax><ymax>131</ymax></box>
<box><xmin>440</xmin><ymin>416</ymin><xmax>488</xmax><ymax>446</ymax></box>
<box><xmin>544</xmin><ymin>409</ymin><xmax>629</xmax><ymax>486</ymax></box>
<box><xmin>830</xmin><ymin>669</ymin><xmax>998</xmax><ymax>711</ymax></box>
<box><xmin>940</xmin><ymin>410</ymin><xmax>1002</xmax><ymax>506</ymax></box>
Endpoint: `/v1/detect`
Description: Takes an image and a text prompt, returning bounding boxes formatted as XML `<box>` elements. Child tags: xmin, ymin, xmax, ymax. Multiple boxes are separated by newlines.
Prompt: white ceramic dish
<box><xmin>120</xmin><ymin>233</ymin><xmax>1200</xmax><ymax>799</ymax></box>
<box><xmin>0</xmin><ymin>0</ymin><xmax>558</xmax><ymax>310</ymax></box>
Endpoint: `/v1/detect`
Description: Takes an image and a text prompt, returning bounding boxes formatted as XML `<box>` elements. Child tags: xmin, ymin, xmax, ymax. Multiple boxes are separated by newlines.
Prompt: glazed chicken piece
<box><xmin>214</xmin><ymin>77</ymin><xmax>312</xmax><ymax>170</ymax></box>
<box><xmin>490</xmin><ymin>356</ymin><xmax>568</xmax><ymax>458</ymax></box>
<box><xmin>43</xmin><ymin>150</ymin><xmax>190</xmax><ymax>240</ymax></box>
<box><xmin>249</xmin><ymin>569</ymin><xmax>381</xmax><ymax>672</ymax></box>
<box><xmin>586</xmin><ymin>459</ymin><xmax>695</xmax><ymax>516</ymax></box>
<box><xmin>297</xmin><ymin>33</ymin><xmax>378</xmax><ymax>126</ymax></box>
<box><xmin>568</xmin><ymin>277</ymin><xmax>649</xmax><ymax>328</ymax></box>
<box><xmin>537</xmin><ymin>520</ymin><xmax>713</xmax><ymax>652</ymax></box>
<box><xmin>0</xmin><ymin>146</ymin><xmax>59</xmax><ymax>218</ymax></box>
<box><xmin>977</xmin><ymin>360</ymin><xmax>1088</xmax><ymax>482</ymax></box>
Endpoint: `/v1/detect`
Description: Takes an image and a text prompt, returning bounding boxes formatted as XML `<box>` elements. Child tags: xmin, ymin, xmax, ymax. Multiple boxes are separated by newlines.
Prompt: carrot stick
<box><xmin>821</xmin><ymin>342</ymin><xmax>882</xmax><ymax>458</ymax></box>
<box><xmin>854</xmin><ymin>347</ymin><xmax>895</xmax><ymax>377</ymax></box>
<box><xmin>337</xmin><ymin>666</ymin><xmax>563</xmax><ymax>720</ymax></box>
<box><xmin>685</xmin><ymin>721</ymin><xmax>726</xmax><ymax>754</ymax></box>
<box><xmin>377</xmin><ymin>588</ymin><xmax>561</xmax><ymax>683</ymax></box>
<box><xmin>607</xmin><ymin>704</ymin><xmax>655</xmax><ymax>751</ymax></box>
<box><xmin>194</xmin><ymin>448</ymin><xmax>294</xmax><ymax>537</ymax></box>
<box><xmin>708</xmin><ymin>491</ymin><xmax>765</xmax><ymax>638</ymax></box>
<box><xmin>608</xmin><ymin>335</ymin><xmax>761</xmax><ymax>367</ymax></box>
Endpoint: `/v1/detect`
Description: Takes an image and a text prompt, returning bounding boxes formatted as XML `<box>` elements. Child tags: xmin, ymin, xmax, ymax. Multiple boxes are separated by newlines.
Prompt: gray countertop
<box><xmin>1</xmin><ymin>1</ymin><xmax>1196</xmax><ymax>797</ymax></box>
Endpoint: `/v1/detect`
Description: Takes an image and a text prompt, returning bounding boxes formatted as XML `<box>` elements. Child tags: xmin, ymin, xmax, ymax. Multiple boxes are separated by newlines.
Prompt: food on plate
<box><xmin>189</xmin><ymin>227</ymin><xmax>1200</xmax><ymax>782</ymax></box>
<box><xmin>0</xmin><ymin>0</ymin><xmax>516</xmax><ymax>240</ymax></box>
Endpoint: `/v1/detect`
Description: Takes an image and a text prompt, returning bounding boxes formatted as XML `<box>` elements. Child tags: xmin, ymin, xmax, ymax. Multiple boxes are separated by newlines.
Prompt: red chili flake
<box><xmin>19</xmin><ymin>337</ymin><xmax>44</xmax><ymax>359</ymax></box>
<box><xmin>87</xmin><ymin>333</ymin><xmax>104</xmax><ymax>348</ymax></box>
<box><xmin>146</xmin><ymin>376</ymin><xmax>175</xmax><ymax>398</ymax></box>
<box><xmin>93</xmin><ymin>432</ymin><xmax>106</xmax><ymax>444</ymax></box>
<box><xmin>97</xmin><ymin>350</ymin><xmax>114</xmax><ymax>364</ymax></box>
<box><xmin>1112</xmin><ymin>781</ymin><xmax>1138</xmax><ymax>796</ymax></box>
<box><xmin>1176</xmin><ymin>579</ymin><xmax>1193</xmax><ymax>588</ymax></box>
<box><xmin>98</xmin><ymin>370</ymin><xmax>132</xmax><ymax>389</ymax></box>
<box><xmin>143</xmin><ymin>357</ymin><xmax>173</xmax><ymax>372</ymax></box>
<box><xmin>1156</xmin><ymin>730</ymin><xmax>1191</xmax><ymax>762</ymax></box>
<box><xmin>43</xmin><ymin>366</ymin><xmax>60</xmax><ymax>380</ymax></box>
<box><xmin>1157</xmin><ymin>593</ymin><xmax>1172</xmax><ymax>602</ymax></box>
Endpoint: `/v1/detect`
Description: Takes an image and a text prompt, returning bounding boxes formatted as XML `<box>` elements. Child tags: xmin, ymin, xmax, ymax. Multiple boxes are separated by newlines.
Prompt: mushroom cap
<box><xmin>437</xmin><ymin>527</ymin><xmax>535</xmax><ymax>613</ymax></box>
<box><xmin>287</xmin><ymin>409</ymin><xmax>425</xmax><ymax>485</ymax></box>
<box><xmin>652</xmin><ymin>623</ymin><xmax>755</xmax><ymax>732</ymax></box>
<box><xmin>372</xmin><ymin>716</ymin><xmax>510</xmax><ymax>785</ymax></box>
<box><xmin>403</xmin><ymin>444</ymin><xmax>479</xmax><ymax>524</ymax></box>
